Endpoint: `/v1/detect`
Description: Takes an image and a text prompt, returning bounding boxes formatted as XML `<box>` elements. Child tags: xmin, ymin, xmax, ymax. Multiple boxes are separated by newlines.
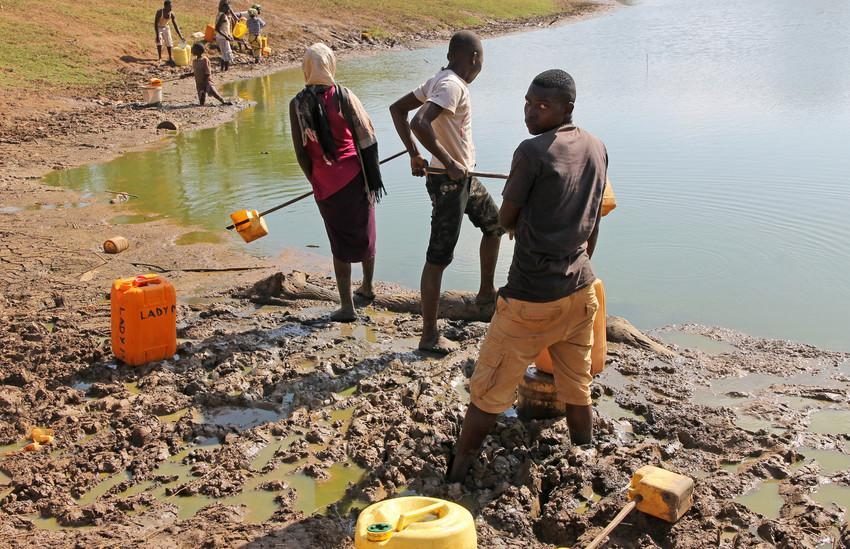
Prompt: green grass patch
<box><xmin>0</xmin><ymin>0</ymin><xmax>568</xmax><ymax>91</ymax></box>
<box><xmin>0</xmin><ymin>22</ymin><xmax>105</xmax><ymax>89</ymax></box>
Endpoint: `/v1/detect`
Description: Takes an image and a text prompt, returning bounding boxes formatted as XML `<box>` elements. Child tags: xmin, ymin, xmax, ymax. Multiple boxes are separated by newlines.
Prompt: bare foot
<box><xmin>418</xmin><ymin>334</ymin><xmax>460</xmax><ymax>355</ymax></box>
<box><xmin>330</xmin><ymin>308</ymin><xmax>356</xmax><ymax>322</ymax></box>
<box><xmin>353</xmin><ymin>286</ymin><xmax>375</xmax><ymax>302</ymax></box>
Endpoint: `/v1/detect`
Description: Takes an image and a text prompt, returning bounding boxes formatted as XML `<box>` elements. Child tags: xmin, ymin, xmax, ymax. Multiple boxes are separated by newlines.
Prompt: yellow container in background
<box><xmin>233</xmin><ymin>19</ymin><xmax>248</xmax><ymax>39</ymax></box>
<box><xmin>602</xmin><ymin>177</ymin><xmax>617</xmax><ymax>216</ymax></box>
<box><xmin>173</xmin><ymin>43</ymin><xmax>191</xmax><ymax>66</ymax></box>
<box><xmin>230</xmin><ymin>209</ymin><xmax>268</xmax><ymax>243</ymax></box>
<box><xmin>355</xmin><ymin>496</ymin><xmax>476</xmax><ymax>549</ymax></box>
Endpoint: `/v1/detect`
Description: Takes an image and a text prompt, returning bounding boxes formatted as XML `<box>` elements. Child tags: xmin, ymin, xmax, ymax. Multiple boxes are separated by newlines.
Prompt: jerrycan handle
<box><xmin>133</xmin><ymin>274</ymin><xmax>161</xmax><ymax>287</ymax></box>
<box><xmin>395</xmin><ymin>501</ymin><xmax>448</xmax><ymax>532</ymax></box>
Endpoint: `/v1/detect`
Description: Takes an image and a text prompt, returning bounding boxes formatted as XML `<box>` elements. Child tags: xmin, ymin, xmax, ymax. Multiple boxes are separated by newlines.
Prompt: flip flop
<box><xmin>418</xmin><ymin>335</ymin><xmax>460</xmax><ymax>355</ymax></box>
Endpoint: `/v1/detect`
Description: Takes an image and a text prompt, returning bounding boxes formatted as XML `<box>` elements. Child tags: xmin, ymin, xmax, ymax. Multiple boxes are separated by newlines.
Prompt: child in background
<box><xmin>247</xmin><ymin>8</ymin><xmax>266</xmax><ymax>64</ymax></box>
<box><xmin>191</xmin><ymin>43</ymin><xmax>232</xmax><ymax>106</ymax></box>
<box><xmin>154</xmin><ymin>0</ymin><xmax>184</xmax><ymax>65</ymax></box>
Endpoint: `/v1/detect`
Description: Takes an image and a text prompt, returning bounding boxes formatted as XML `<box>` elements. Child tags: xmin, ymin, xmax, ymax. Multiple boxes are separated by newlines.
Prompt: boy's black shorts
<box><xmin>425</xmin><ymin>174</ymin><xmax>504</xmax><ymax>266</ymax></box>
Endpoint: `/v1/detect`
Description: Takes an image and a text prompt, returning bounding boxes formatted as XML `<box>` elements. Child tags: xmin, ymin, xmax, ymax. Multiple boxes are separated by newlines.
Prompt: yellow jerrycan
<box><xmin>628</xmin><ymin>465</ymin><xmax>694</xmax><ymax>523</ymax></box>
<box><xmin>233</xmin><ymin>19</ymin><xmax>248</xmax><ymax>39</ymax></box>
<box><xmin>229</xmin><ymin>209</ymin><xmax>268</xmax><ymax>243</ymax></box>
<box><xmin>172</xmin><ymin>42</ymin><xmax>191</xmax><ymax>66</ymax></box>
<box><xmin>355</xmin><ymin>496</ymin><xmax>476</xmax><ymax>549</ymax></box>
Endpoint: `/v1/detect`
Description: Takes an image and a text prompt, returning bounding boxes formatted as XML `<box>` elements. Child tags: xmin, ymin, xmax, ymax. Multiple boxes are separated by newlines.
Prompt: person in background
<box><xmin>191</xmin><ymin>43</ymin><xmax>232</xmax><ymax>106</ymax></box>
<box><xmin>389</xmin><ymin>31</ymin><xmax>503</xmax><ymax>354</ymax></box>
<box><xmin>154</xmin><ymin>0</ymin><xmax>184</xmax><ymax>65</ymax></box>
<box><xmin>289</xmin><ymin>43</ymin><xmax>386</xmax><ymax>322</ymax></box>
<box><xmin>218</xmin><ymin>0</ymin><xmax>237</xmax><ymax>20</ymax></box>
<box><xmin>447</xmin><ymin>69</ymin><xmax>608</xmax><ymax>483</ymax></box>
<box><xmin>215</xmin><ymin>1</ymin><xmax>235</xmax><ymax>71</ymax></box>
<box><xmin>247</xmin><ymin>8</ymin><xmax>266</xmax><ymax>64</ymax></box>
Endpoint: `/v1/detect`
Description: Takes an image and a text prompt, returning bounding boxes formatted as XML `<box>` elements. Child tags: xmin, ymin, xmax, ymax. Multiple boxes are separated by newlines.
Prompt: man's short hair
<box><xmin>448</xmin><ymin>31</ymin><xmax>482</xmax><ymax>57</ymax></box>
<box><xmin>531</xmin><ymin>69</ymin><xmax>576</xmax><ymax>103</ymax></box>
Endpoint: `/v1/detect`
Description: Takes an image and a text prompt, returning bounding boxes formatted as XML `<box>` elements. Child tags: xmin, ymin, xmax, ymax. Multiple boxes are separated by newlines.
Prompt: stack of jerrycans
<box><xmin>111</xmin><ymin>274</ymin><xmax>177</xmax><ymax>366</ymax></box>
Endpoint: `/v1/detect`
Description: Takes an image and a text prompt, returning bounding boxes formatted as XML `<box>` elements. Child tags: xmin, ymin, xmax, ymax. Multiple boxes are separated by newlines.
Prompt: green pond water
<box><xmin>41</xmin><ymin>0</ymin><xmax>850</xmax><ymax>352</ymax></box>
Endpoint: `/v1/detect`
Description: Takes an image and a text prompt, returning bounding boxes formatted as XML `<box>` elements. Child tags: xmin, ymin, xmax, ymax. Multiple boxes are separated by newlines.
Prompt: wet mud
<box><xmin>1</xmin><ymin>273</ymin><xmax>848</xmax><ymax>548</ymax></box>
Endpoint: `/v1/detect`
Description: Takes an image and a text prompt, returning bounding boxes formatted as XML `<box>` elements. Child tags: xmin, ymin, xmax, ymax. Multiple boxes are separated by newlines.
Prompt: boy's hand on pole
<box><xmin>410</xmin><ymin>154</ymin><xmax>428</xmax><ymax>177</ymax></box>
<box><xmin>446</xmin><ymin>159</ymin><xmax>467</xmax><ymax>182</ymax></box>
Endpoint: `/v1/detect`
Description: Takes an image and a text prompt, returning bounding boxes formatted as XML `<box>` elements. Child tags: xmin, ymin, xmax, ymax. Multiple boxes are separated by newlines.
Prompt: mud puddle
<box><xmin>656</xmin><ymin>328</ymin><xmax>738</xmax><ymax>354</ymax></box>
<box><xmin>809</xmin><ymin>409</ymin><xmax>850</xmax><ymax>435</ymax></box>
<box><xmin>200</xmin><ymin>406</ymin><xmax>283</xmax><ymax>428</ymax></box>
<box><xmin>735</xmin><ymin>479</ymin><xmax>783</xmax><ymax>519</ymax></box>
<box><xmin>798</xmin><ymin>447</ymin><xmax>850</xmax><ymax>474</ymax></box>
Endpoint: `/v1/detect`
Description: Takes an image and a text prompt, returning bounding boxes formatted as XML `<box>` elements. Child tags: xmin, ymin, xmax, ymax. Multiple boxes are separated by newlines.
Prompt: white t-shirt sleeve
<box><xmin>426</xmin><ymin>78</ymin><xmax>462</xmax><ymax>114</ymax></box>
<box><xmin>412</xmin><ymin>80</ymin><xmax>429</xmax><ymax>103</ymax></box>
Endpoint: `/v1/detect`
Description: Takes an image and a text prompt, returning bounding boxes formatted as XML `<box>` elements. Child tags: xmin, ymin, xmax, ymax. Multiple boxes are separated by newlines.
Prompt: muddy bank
<box><xmin>1</xmin><ymin>271</ymin><xmax>848</xmax><ymax>548</ymax></box>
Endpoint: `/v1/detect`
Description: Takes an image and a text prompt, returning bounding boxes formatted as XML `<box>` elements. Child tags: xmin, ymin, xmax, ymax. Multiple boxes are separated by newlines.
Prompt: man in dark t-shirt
<box><xmin>447</xmin><ymin>69</ymin><xmax>608</xmax><ymax>483</ymax></box>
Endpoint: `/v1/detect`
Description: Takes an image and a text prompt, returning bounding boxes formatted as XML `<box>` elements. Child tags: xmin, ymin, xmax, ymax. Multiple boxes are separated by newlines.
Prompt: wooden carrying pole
<box><xmin>584</xmin><ymin>500</ymin><xmax>637</xmax><ymax>549</ymax></box>
<box><xmin>424</xmin><ymin>167</ymin><xmax>509</xmax><ymax>179</ymax></box>
<box><xmin>226</xmin><ymin>149</ymin><xmax>407</xmax><ymax>230</ymax></box>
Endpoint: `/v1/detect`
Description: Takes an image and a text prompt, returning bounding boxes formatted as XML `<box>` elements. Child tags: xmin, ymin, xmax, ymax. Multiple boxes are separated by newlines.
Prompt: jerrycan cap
<box><xmin>133</xmin><ymin>274</ymin><xmax>162</xmax><ymax>287</ymax></box>
<box><xmin>366</xmin><ymin>522</ymin><xmax>393</xmax><ymax>542</ymax></box>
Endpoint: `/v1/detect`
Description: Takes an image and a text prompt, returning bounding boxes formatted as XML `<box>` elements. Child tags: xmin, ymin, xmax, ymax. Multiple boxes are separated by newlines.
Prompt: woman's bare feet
<box><xmin>330</xmin><ymin>307</ymin><xmax>357</xmax><ymax>322</ymax></box>
<box><xmin>353</xmin><ymin>285</ymin><xmax>375</xmax><ymax>302</ymax></box>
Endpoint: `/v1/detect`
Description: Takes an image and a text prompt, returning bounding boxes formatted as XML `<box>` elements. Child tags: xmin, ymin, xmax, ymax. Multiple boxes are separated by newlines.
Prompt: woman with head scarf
<box><xmin>289</xmin><ymin>43</ymin><xmax>386</xmax><ymax>322</ymax></box>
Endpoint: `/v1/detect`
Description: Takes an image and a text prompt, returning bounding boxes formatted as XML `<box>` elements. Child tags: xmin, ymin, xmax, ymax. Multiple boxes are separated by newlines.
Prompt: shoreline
<box><xmin>0</xmin><ymin>1</ymin><xmax>617</xmax><ymax>180</ymax></box>
<box><xmin>0</xmin><ymin>0</ymin><xmax>620</xmax><ymax>312</ymax></box>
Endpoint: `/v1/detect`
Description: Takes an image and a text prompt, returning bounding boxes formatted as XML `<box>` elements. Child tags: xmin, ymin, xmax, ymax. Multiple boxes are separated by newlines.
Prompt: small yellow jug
<box><xmin>229</xmin><ymin>209</ymin><xmax>269</xmax><ymax>243</ymax></box>
<box><xmin>355</xmin><ymin>496</ymin><xmax>476</xmax><ymax>548</ymax></box>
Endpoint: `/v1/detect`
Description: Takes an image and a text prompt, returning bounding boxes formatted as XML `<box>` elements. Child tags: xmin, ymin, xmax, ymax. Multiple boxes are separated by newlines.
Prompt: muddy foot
<box><xmin>418</xmin><ymin>335</ymin><xmax>460</xmax><ymax>355</ymax></box>
<box><xmin>353</xmin><ymin>287</ymin><xmax>375</xmax><ymax>303</ymax></box>
<box><xmin>330</xmin><ymin>308</ymin><xmax>357</xmax><ymax>322</ymax></box>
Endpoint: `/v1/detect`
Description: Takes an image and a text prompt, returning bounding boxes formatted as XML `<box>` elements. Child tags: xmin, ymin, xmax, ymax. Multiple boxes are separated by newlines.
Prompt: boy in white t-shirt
<box><xmin>390</xmin><ymin>31</ymin><xmax>504</xmax><ymax>355</ymax></box>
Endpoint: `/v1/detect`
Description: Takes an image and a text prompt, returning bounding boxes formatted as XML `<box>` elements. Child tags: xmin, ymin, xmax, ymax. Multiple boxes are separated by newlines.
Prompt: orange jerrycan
<box><xmin>601</xmin><ymin>177</ymin><xmax>617</xmax><ymax>216</ymax></box>
<box><xmin>535</xmin><ymin>279</ymin><xmax>607</xmax><ymax>375</ymax></box>
<box><xmin>111</xmin><ymin>274</ymin><xmax>177</xmax><ymax>366</ymax></box>
<box><xmin>204</xmin><ymin>24</ymin><xmax>216</xmax><ymax>42</ymax></box>
<box><xmin>230</xmin><ymin>209</ymin><xmax>269</xmax><ymax>243</ymax></box>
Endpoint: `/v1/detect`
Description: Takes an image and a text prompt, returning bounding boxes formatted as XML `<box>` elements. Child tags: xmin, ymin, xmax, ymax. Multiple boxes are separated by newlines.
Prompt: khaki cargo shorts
<box><xmin>469</xmin><ymin>283</ymin><xmax>599</xmax><ymax>412</ymax></box>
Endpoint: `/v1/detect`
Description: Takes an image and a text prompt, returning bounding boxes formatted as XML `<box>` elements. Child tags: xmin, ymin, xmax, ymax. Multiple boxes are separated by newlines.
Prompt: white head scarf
<box><xmin>302</xmin><ymin>43</ymin><xmax>336</xmax><ymax>86</ymax></box>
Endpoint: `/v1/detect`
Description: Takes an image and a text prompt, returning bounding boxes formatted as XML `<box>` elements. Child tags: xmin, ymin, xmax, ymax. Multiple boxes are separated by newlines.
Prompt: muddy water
<box><xmin>734</xmin><ymin>479</ymin><xmax>783</xmax><ymax>520</ymax></box>
<box><xmin>43</xmin><ymin>0</ymin><xmax>850</xmax><ymax>352</ymax></box>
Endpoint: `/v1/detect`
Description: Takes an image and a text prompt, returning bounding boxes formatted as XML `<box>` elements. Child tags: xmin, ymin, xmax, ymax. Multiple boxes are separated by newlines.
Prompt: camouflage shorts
<box><xmin>425</xmin><ymin>174</ymin><xmax>504</xmax><ymax>266</ymax></box>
